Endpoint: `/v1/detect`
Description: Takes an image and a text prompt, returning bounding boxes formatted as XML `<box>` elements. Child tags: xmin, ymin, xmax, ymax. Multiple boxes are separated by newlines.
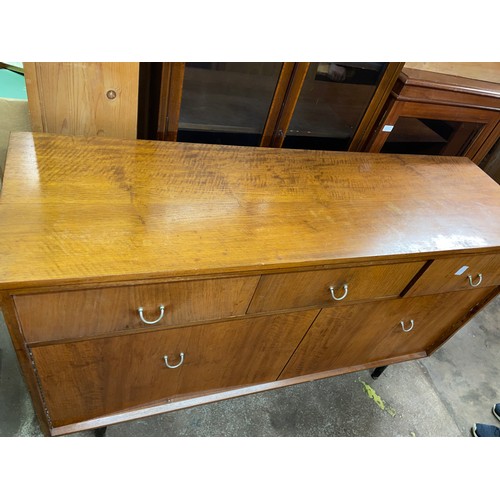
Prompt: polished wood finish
<box><xmin>349</xmin><ymin>62</ymin><xmax>405</xmax><ymax>151</ymax></box>
<box><xmin>247</xmin><ymin>261</ymin><xmax>425</xmax><ymax>313</ymax></box>
<box><xmin>157</xmin><ymin>63</ymin><xmax>185</xmax><ymax>141</ymax></box>
<box><xmin>1</xmin><ymin>133</ymin><xmax>500</xmax><ymax>436</ymax></box>
<box><xmin>50</xmin><ymin>350</ymin><xmax>427</xmax><ymax>436</ymax></box>
<box><xmin>403</xmin><ymin>63</ymin><xmax>500</xmax><ymax>86</ymax></box>
<box><xmin>280</xmin><ymin>288</ymin><xmax>492</xmax><ymax>379</ymax></box>
<box><xmin>260</xmin><ymin>63</ymin><xmax>296</xmax><ymax>147</ymax></box>
<box><xmin>2</xmin><ymin>133</ymin><xmax>500</xmax><ymax>291</ymax></box>
<box><xmin>15</xmin><ymin>276</ymin><xmax>260</xmax><ymax>343</ymax></box>
<box><xmin>367</xmin><ymin>100</ymin><xmax>499</xmax><ymax>161</ymax></box>
<box><xmin>406</xmin><ymin>253</ymin><xmax>500</xmax><ymax>297</ymax></box>
<box><xmin>267</xmin><ymin>63</ymin><xmax>310</xmax><ymax>147</ymax></box>
<box><xmin>23</xmin><ymin>63</ymin><xmax>140</xmax><ymax>139</ymax></box>
<box><xmin>365</xmin><ymin>66</ymin><xmax>500</xmax><ymax>164</ymax></box>
<box><xmin>398</xmin><ymin>68</ymin><xmax>500</xmax><ymax>102</ymax></box>
<box><xmin>31</xmin><ymin>310</ymin><xmax>318</xmax><ymax>427</ymax></box>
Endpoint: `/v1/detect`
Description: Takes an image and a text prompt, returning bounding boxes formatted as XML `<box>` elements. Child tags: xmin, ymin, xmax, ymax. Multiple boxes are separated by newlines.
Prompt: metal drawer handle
<box><xmin>164</xmin><ymin>353</ymin><xmax>184</xmax><ymax>369</ymax></box>
<box><xmin>401</xmin><ymin>320</ymin><xmax>414</xmax><ymax>332</ymax></box>
<box><xmin>138</xmin><ymin>305</ymin><xmax>165</xmax><ymax>324</ymax></box>
<box><xmin>329</xmin><ymin>284</ymin><xmax>348</xmax><ymax>301</ymax></box>
<box><xmin>467</xmin><ymin>274</ymin><xmax>482</xmax><ymax>287</ymax></box>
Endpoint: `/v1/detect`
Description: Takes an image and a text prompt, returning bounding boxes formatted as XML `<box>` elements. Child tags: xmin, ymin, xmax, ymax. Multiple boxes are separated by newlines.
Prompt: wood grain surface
<box><xmin>406</xmin><ymin>253</ymin><xmax>500</xmax><ymax>296</ymax></box>
<box><xmin>1</xmin><ymin>132</ymin><xmax>500</xmax><ymax>289</ymax></box>
<box><xmin>23</xmin><ymin>63</ymin><xmax>139</xmax><ymax>139</ymax></box>
<box><xmin>15</xmin><ymin>275</ymin><xmax>259</xmax><ymax>343</ymax></box>
<box><xmin>280</xmin><ymin>287</ymin><xmax>492</xmax><ymax>379</ymax></box>
<box><xmin>31</xmin><ymin>310</ymin><xmax>318</xmax><ymax>426</ymax></box>
<box><xmin>403</xmin><ymin>63</ymin><xmax>500</xmax><ymax>85</ymax></box>
<box><xmin>247</xmin><ymin>261</ymin><xmax>425</xmax><ymax>313</ymax></box>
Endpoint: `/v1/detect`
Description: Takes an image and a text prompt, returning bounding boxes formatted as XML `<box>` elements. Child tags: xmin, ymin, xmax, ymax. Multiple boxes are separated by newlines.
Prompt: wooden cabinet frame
<box><xmin>156</xmin><ymin>63</ymin><xmax>185</xmax><ymax>141</ymax></box>
<box><xmin>364</xmin><ymin>67</ymin><xmax>500</xmax><ymax>163</ymax></box>
<box><xmin>154</xmin><ymin>62</ymin><xmax>405</xmax><ymax>151</ymax></box>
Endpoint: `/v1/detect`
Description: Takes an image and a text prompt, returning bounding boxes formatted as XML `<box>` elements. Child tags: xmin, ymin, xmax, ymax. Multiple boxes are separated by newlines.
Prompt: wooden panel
<box><xmin>15</xmin><ymin>276</ymin><xmax>260</xmax><ymax>343</ymax></box>
<box><xmin>280</xmin><ymin>288</ymin><xmax>492</xmax><ymax>379</ymax></box>
<box><xmin>400</xmin><ymin>67</ymin><xmax>500</xmax><ymax>98</ymax></box>
<box><xmin>397</xmin><ymin>84</ymin><xmax>500</xmax><ymax>111</ymax></box>
<box><xmin>23</xmin><ymin>62</ymin><xmax>139</xmax><ymax>139</ymax></box>
<box><xmin>406</xmin><ymin>253</ymin><xmax>500</xmax><ymax>297</ymax></box>
<box><xmin>2</xmin><ymin>133</ymin><xmax>500</xmax><ymax>290</ymax></box>
<box><xmin>247</xmin><ymin>261</ymin><xmax>425</xmax><ymax>314</ymax></box>
<box><xmin>403</xmin><ymin>63</ymin><xmax>500</xmax><ymax>86</ymax></box>
<box><xmin>31</xmin><ymin>310</ymin><xmax>318</xmax><ymax>427</ymax></box>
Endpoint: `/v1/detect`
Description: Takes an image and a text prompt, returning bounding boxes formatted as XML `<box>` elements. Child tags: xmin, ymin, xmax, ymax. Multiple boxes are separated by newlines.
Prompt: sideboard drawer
<box><xmin>407</xmin><ymin>253</ymin><xmax>500</xmax><ymax>297</ymax></box>
<box><xmin>15</xmin><ymin>276</ymin><xmax>260</xmax><ymax>343</ymax></box>
<box><xmin>247</xmin><ymin>261</ymin><xmax>425</xmax><ymax>314</ymax></box>
<box><xmin>30</xmin><ymin>310</ymin><xmax>318</xmax><ymax>427</ymax></box>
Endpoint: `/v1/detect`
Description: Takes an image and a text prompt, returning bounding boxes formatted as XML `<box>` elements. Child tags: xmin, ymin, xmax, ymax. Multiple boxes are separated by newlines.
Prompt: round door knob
<box><xmin>106</xmin><ymin>90</ymin><xmax>117</xmax><ymax>100</ymax></box>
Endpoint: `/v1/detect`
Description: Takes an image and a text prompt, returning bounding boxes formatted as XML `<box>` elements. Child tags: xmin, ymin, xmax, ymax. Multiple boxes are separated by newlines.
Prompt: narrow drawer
<box><xmin>30</xmin><ymin>310</ymin><xmax>318</xmax><ymax>427</ymax></box>
<box><xmin>247</xmin><ymin>261</ymin><xmax>425</xmax><ymax>314</ymax></box>
<box><xmin>15</xmin><ymin>276</ymin><xmax>260</xmax><ymax>343</ymax></box>
<box><xmin>407</xmin><ymin>253</ymin><xmax>500</xmax><ymax>297</ymax></box>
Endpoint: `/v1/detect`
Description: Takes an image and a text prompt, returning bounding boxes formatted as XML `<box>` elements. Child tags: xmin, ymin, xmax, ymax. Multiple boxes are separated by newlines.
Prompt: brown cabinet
<box><xmin>1</xmin><ymin>133</ymin><xmax>499</xmax><ymax>435</ymax></box>
<box><xmin>364</xmin><ymin>64</ymin><xmax>500</xmax><ymax>164</ymax></box>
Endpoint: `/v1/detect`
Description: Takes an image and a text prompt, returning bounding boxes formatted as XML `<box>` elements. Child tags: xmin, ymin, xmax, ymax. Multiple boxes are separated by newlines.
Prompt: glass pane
<box><xmin>381</xmin><ymin>117</ymin><xmax>484</xmax><ymax>156</ymax></box>
<box><xmin>283</xmin><ymin>62</ymin><xmax>388</xmax><ymax>151</ymax></box>
<box><xmin>177</xmin><ymin>62</ymin><xmax>282</xmax><ymax>146</ymax></box>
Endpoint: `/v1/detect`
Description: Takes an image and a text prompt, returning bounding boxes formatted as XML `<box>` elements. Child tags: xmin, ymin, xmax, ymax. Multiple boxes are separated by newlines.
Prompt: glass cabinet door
<box><xmin>283</xmin><ymin>62</ymin><xmax>389</xmax><ymax>151</ymax></box>
<box><xmin>177</xmin><ymin>62</ymin><xmax>283</xmax><ymax>146</ymax></box>
<box><xmin>380</xmin><ymin>117</ymin><xmax>484</xmax><ymax>156</ymax></box>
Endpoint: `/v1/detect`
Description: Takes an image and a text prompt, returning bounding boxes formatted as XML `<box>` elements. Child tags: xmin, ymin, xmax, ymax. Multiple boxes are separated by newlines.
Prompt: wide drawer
<box><xmin>247</xmin><ymin>261</ymin><xmax>425</xmax><ymax>314</ymax></box>
<box><xmin>407</xmin><ymin>253</ymin><xmax>500</xmax><ymax>297</ymax></box>
<box><xmin>15</xmin><ymin>276</ymin><xmax>260</xmax><ymax>343</ymax></box>
<box><xmin>30</xmin><ymin>310</ymin><xmax>318</xmax><ymax>427</ymax></box>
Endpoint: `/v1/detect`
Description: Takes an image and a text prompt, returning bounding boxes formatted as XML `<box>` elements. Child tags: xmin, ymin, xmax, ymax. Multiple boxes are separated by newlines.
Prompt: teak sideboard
<box><xmin>1</xmin><ymin>133</ymin><xmax>499</xmax><ymax>436</ymax></box>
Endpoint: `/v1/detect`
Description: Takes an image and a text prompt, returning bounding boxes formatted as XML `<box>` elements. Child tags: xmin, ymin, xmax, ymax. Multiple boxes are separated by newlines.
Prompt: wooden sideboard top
<box><xmin>1</xmin><ymin>132</ymin><xmax>500</xmax><ymax>289</ymax></box>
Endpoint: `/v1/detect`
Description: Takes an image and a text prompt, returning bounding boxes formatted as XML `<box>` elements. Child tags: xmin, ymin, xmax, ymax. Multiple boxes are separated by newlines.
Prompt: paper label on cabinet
<box><xmin>454</xmin><ymin>265</ymin><xmax>469</xmax><ymax>276</ymax></box>
<box><xmin>382</xmin><ymin>125</ymin><xmax>394</xmax><ymax>132</ymax></box>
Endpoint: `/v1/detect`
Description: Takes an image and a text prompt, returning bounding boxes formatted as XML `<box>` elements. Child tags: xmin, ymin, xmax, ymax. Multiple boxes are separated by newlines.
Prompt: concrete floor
<box><xmin>1</xmin><ymin>295</ymin><xmax>499</xmax><ymax>437</ymax></box>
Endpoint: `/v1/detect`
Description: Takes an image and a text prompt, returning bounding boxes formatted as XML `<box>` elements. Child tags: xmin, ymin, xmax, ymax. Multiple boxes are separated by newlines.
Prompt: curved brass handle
<box><xmin>467</xmin><ymin>274</ymin><xmax>482</xmax><ymax>287</ymax></box>
<box><xmin>329</xmin><ymin>284</ymin><xmax>348</xmax><ymax>301</ymax></box>
<box><xmin>401</xmin><ymin>320</ymin><xmax>414</xmax><ymax>333</ymax></box>
<box><xmin>164</xmin><ymin>353</ymin><xmax>184</xmax><ymax>369</ymax></box>
<box><xmin>138</xmin><ymin>305</ymin><xmax>165</xmax><ymax>325</ymax></box>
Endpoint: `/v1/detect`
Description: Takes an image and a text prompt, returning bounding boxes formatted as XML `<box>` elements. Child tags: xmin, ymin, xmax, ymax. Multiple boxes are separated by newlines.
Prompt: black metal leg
<box><xmin>94</xmin><ymin>426</ymin><xmax>107</xmax><ymax>437</ymax></box>
<box><xmin>371</xmin><ymin>365</ymin><xmax>388</xmax><ymax>380</ymax></box>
